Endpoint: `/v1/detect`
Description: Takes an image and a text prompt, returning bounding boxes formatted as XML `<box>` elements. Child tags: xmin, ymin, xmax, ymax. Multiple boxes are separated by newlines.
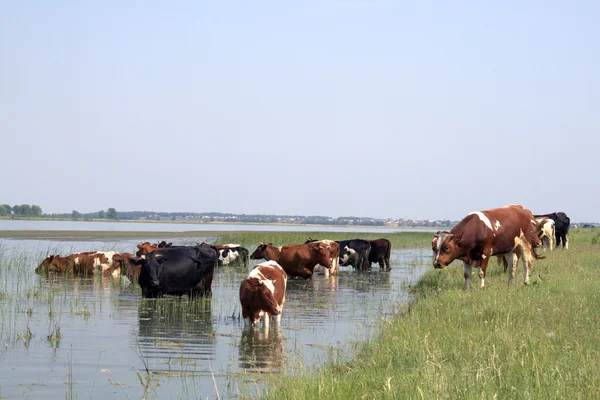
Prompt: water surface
<box><xmin>0</xmin><ymin>238</ymin><xmax>429</xmax><ymax>399</ymax></box>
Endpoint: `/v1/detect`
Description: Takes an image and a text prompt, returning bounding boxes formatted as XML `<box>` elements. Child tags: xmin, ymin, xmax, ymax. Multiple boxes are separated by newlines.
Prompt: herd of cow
<box><xmin>33</xmin><ymin>205</ymin><xmax>569</xmax><ymax>327</ymax></box>
<box><xmin>34</xmin><ymin>237</ymin><xmax>392</xmax><ymax>326</ymax></box>
<box><xmin>432</xmin><ymin>206</ymin><xmax>570</xmax><ymax>290</ymax></box>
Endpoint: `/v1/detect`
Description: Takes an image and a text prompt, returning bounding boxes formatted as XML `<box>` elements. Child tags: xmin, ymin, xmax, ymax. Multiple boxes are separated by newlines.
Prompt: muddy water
<box><xmin>0</xmin><ymin>239</ymin><xmax>430</xmax><ymax>399</ymax></box>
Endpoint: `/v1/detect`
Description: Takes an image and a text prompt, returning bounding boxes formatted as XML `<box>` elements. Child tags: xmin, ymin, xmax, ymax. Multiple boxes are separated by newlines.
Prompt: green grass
<box><xmin>261</xmin><ymin>228</ymin><xmax>600</xmax><ymax>399</ymax></box>
<box><xmin>214</xmin><ymin>231</ymin><xmax>431</xmax><ymax>250</ymax></box>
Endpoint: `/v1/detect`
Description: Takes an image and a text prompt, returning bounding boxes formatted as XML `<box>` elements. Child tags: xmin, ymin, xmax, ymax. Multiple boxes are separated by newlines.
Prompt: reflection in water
<box><xmin>136</xmin><ymin>300</ymin><xmax>215</xmax><ymax>376</ymax></box>
<box><xmin>238</xmin><ymin>326</ymin><xmax>285</xmax><ymax>373</ymax></box>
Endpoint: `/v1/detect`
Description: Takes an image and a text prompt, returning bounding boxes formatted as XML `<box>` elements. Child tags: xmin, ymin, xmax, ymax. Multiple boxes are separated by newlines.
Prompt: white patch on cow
<box><xmin>111</xmin><ymin>267</ymin><xmax>121</xmax><ymax>279</ymax></box>
<box><xmin>248</xmin><ymin>268</ymin><xmax>275</xmax><ymax>295</ymax></box>
<box><xmin>218</xmin><ymin>248</ymin><xmax>239</xmax><ymax>265</ymax></box>
<box><xmin>94</xmin><ymin>251</ymin><xmax>117</xmax><ymax>272</ymax></box>
<box><xmin>481</xmin><ymin>254</ymin><xmax>486</xmax><ymax>259</ymax></box>
<box><xmin>434</xmin><ymin>232</ymin><xmax>449</xmax><ymax>264</ymax></box>
<box><xmin>223</xmin><ymin>244</ymin><xmax>240</xmax><ymax>248</ymax></box>
<box><xmin>74</xmin><ymin>257</ymin><xmax>79</xmax><ymax>264</ymax></box>
<box><xmin>494</xmin><ymin>220</ymin><xmax>501</xmax><ymax>230</ymax></box>
<box><xmin>468</xmin><ymin>211</ymin><xmax>493</xmax><ymax>231</ymax></box>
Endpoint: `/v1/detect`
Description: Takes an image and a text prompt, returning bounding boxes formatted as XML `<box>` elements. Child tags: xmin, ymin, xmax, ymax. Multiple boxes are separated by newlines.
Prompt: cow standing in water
<box><xmin>249</xmin><ymin>242</ymin><xmax>334</xmax><ymax>279</ymax></box>
<box><xmin>432</xmin><ymin>205</ymin><xmax>542</xmax><ymax>289</ymax></box>
<box><xmin>239</xmin><ymin>261</ymin><xmax>287</xmax><ymax>328</ymax></box>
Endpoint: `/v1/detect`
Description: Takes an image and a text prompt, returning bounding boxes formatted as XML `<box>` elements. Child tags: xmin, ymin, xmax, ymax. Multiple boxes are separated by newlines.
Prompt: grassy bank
<box><xmin>262</xmin><ymin>228</ymin><xmax>600</xmax><ymax>399</ymax></box>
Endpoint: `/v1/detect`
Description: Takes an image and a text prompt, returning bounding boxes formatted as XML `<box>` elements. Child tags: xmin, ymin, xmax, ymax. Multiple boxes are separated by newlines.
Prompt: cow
<box><xmin>135</xmin><ymin>242</ymin><xmax>161</xmax><ymax>257</ymax></box>
<box><xmin>129</xmin><ymin>245</ymin><xmax>218</xmax><ymax>298</ymax></box>
<box><xmin>301</xmin><ymin>239</ymin><xmax>340</xmax><ymax>276</ymax></box>
<box><xmin>305</xmin><ymin>238</ymin><xmax>370</xmax><ymax>271</ymax></box>
<box><xmin>215</xmin><ymin>244</ymin><xmax>249</xmax><ymax>268</ymax></box>
<box><xmin>157</xmin><ymin>241</ymin><xmax>173</xmax><ymax>248</ymax></box>
<box><xmin>110</xmin><ymin>252</ymin><xmax>141</xmax><ymax>282</ymax></box>
<box><xmin>239</xmin><ymin>260</ymin><xmax>287</xmax><ymax>327</ymax></box>
<box><xmin>432</xmin><ymin>205</ymin><xmax>543</xmax><ymax>289</ymax></box>
<box><xmin>35</xmin><ymin>251</ymin><xmax>120</xmax><ymax>277</ymax></box>
<box><xmin>249</xmin><ymin>241</ymin><xmax>334</xmax><ymax>279</ymax></box>
<box><xmin>368</xmin><ymin>238</ymin><xmax>392</xmax><ymax>270</ymax></box>
<box><xmin>535</xmin><ymin>217</ymin><xmax>556</xmax><ymax>251</ymax></box>
<box><xmin>533</xmin><ymin>212</ymin><xmax>570</xmax><ymax>249</ymax></box>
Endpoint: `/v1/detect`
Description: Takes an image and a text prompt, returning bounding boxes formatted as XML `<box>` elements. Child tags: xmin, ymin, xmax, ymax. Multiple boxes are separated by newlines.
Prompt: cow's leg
<box><xmin>555</xmin><ymin>234</ymin><xmax>562</xmax><ymax>248</ymax></box>
<box><xmin>565</xmin><ymin>234</ymin><xmax>569</xmax><ymax>250</ymax></box>
<box><xmin>505</xmin><ymin>252</ymin><xmax>516</xmax><ymax>285</ymax></box>
<box><xmin>518</xmin><ymin>243</ymin><xmax>532</xmax><ymax>284</ymax></box>
<box><xmin>385</xmin><ymin>257</ymin><xmax>391</xmax><ymax>271</ymax></box>
<box><xmin>378</xmin><ymin>258</ymin><xmax>384</xmax><ymax>269</ymax></box>
<box><xmin>478</xmin><ymin>254</ymin><xmax>491</xmax><ymax>289</ymax></box>
<box><xmin>263</xmin><ymin>312</ymin><xmax>270</xmax><ymax>329</ymax></box>
<box><xmin>463</xmin><ymin>262</ymin><xmax>472</xmax><ymax>290</ymax></box>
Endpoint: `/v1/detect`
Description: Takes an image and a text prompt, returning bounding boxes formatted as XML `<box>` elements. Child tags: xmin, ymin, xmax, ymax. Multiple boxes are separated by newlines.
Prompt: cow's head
<box><xmin>311</xmin><ymin>243</ymin><xmax>333</xmax><ymax>269</ymax></box>
<box><xmin>249</xmin><ymin>277</ymin><xmax>281</xmax><ymax>318</ymax></box>
<box><xmin>432</xmin><ymin>231</ymin><xmax>462</xmax><ymax>269</ymax></box>
<box><xmin>250</xmin><ymin>243</ymin><xmax>271</xmax><ymax>260</ymax></box>
<box><xmin>130</xmin><ymin>254</ymin><xmax>162</xmax><ymax>287</ymax></box>
<box><xmin>36</xmin><ymin>255</ymin><xmax>57</xmax><ymax>273</ymax></box>
<box><xmin>304</xmin><ymin>238</ymin><xmax>318</xmax><ymax>244</ymax></box>
<box><xmin>157</xmin><ymin>241</ymin><xmax>172</xmax><ymax>248</ymax></box>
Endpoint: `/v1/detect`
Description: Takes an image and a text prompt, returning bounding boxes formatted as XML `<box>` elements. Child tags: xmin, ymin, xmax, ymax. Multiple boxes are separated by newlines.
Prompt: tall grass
<box><xmin>214</xmin><ymin>231</ymin><xmax>431</xmax><ymax>250</ymax></box>
<box><xmin>261</xmin><ymin>228</ymin><xmax>600</xmax><ymax>399</ymax></box>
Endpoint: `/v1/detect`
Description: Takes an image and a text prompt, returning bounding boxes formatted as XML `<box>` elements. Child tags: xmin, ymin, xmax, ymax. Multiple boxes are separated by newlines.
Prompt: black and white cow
<box><xmin>216</xmin><ymin>245</ymin><xmax>249</xmax><ymax>267</ymax></box>
<box><xmin>305</xmin><ymin>238</ymin><xmax>371</xmax><ymax>271</ymax></box>
<box><xmin>533</xmin><ymin>212</ymin><xmax>570</xmax><ymax>249</ymax></box>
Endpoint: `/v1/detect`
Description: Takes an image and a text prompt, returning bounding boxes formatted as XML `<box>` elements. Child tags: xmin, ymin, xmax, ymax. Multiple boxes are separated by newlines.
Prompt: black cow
<box><xmin>157</xmin><ymin>241</ymin><xmax>173</xmax><ymax>248</ymax></box>
<box><xmin>217</xmin><ymin>246</ymin><xmax>249</xmax><ymax>267</ymax></box>
<box><xmin>533</xmin><ymin>212</ymin><xmax>570</xmax><ymax>249</ymax></box>
<box><xmin>305</xmin><ymin>238</ymin><xmax>371</xmax><ymax>271</ymax></box>
<box><xmin>368</xmin><ymin>238</ymin><xmax>392</xmax><ymax>270</ymax></box>
<box><xmin>130</xmin><ymin>245</ymin><xmax>218</xmax><ymax>298</ymax></box>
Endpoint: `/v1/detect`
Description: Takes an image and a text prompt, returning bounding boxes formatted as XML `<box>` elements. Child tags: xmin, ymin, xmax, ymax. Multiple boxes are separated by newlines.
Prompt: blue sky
<box><xmin>1</xmin><ymin>1</ymin><xmax>598</xmax><ymax>221</ymax></box>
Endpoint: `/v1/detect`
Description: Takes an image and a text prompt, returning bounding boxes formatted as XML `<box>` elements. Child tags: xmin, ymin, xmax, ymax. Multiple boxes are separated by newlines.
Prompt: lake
<box><xmin>0</xmin><ymin>237</ymin><xmax>430</xmax><ymax>399</ymax></box>
<box><xmin>0</xmin><ymin>219</ymin><xmax>437</xmax><ymax>234</ymax></box>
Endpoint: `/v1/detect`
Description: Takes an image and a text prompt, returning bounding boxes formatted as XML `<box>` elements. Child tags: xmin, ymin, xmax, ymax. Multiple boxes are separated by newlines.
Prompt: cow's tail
<box><xmin>385</xmin><ymin>239</ymin><xmax>391</xmax><ymax>261</ymax></box>
<box><xmin>532</xmin><ymin>247</ymin><xmax>545</xmax><ymax>260</ymax></box>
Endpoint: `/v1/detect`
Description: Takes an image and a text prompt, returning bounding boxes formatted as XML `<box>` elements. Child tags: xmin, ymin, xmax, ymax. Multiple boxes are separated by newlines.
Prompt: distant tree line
<box><xmin>44</xmin><ymin>208</ymin><xmax>119</xmax><ymax>221</ymax></box>
<box><xmin>0</xmin><ymin>204</ymin><xmax>43</xmax><ymax>217</ymax></box>
<box><xmin>3</xmin><ymin>205</ymin><xmax>392</xmax><ymax>226</ymax></box>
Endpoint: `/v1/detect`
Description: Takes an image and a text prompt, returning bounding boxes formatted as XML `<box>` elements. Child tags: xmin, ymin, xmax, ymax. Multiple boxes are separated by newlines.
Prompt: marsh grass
<box><xmin>262</xmin><ymin>228</ymin><xmax>600</xmax><ymax>399</ymax></box>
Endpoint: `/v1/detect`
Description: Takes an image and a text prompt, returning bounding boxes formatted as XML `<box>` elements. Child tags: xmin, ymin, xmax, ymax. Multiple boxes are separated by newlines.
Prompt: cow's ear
<box><xmin>267</xmin><ymin>242</ymin><xmax>273</xmax><ymax>247</ymax></box>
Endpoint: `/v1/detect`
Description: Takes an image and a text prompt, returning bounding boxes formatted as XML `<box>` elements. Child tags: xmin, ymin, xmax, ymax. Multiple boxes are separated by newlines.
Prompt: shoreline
<box><xmin>0</xmin><ymin>216</ymin><xmax>442</xmax><ymax>230</ymax></box>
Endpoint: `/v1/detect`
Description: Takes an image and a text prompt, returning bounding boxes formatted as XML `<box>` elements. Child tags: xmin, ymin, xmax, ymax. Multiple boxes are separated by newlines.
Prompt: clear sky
<box><xmin>1</xmin><ymin>1</ymin><xmax>598</xmax><ymax>222</ymax></box>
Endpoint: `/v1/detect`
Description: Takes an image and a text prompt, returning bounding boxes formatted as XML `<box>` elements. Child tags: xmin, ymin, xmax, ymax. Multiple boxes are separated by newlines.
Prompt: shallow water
<box><xmin>0</xmin><ymin>238</ymin><xmax>430</xmax><ymax>399</ymax></box>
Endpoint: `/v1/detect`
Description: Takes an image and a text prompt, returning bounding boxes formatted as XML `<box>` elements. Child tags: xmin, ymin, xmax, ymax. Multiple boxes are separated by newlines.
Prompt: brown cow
<box><xmin>110</xmin><ymin>252</ymin><xmax>141</xmax><ymax>281</ymax></box>
<box><xmin>432</xmin><ymin>205</ymin><xmax>542</xmax><ymax>289</ymax></box>
<box><xmin>239</xmin><ymin>260</ymin><xmax>288</xmax><ymax>327</ymax></box>
<box><xmin>305</xmin><ymin>240</ymin><xmax>340</xmax><ymax>276</ymax></box>
<box><xmin>250</xmin><ymin>242</ymin><xmax>334</xmax><ymax>279</ymax></box>
<box><xmin>135</xmin><ymin>242</ymin><xmax>160</xmax><ymax>257</ymax></box>
<box><xmin>35</xmin><ymin>251</ymin><xmax>120</xmax><ymax>276</ymax></box>
<box><xmin>368</xmin><ymin>238</ymin><xmax>392</xmax><ymax>270</ymax></box>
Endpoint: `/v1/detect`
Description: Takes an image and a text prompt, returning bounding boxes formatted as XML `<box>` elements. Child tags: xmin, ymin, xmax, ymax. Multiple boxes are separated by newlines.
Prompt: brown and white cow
<box><xmin>306</xmin><ymin>240</ymin><xmax>340</xmax><ymax>276</ymax></box>
<box><xmin>135</xmin><ymin>242</ymin><xmax>161</xmax><ymax>257</ymax></box>
<box><xmin>249</xmin><ymin>241</ymin><xmax>334</xmax><ymax>279</ymax></box>
<box><xmin>35</xmin><ymin>251</ymin><xmax>120</xmax><ymax>277</ymax></box>
<box><xmin>239</xmin><ymin>260</ymin><xmax>288</xmax><ymax>328</ymax></box>
<box><xmin>535</xmin><ymin>217</ymin><xmax>556</xmax><ymax>251</ymax></box>
<box><xmin>432</xmin><ymin>205</ymin><xmax>542</xmax><ymax>289</ymax></box>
